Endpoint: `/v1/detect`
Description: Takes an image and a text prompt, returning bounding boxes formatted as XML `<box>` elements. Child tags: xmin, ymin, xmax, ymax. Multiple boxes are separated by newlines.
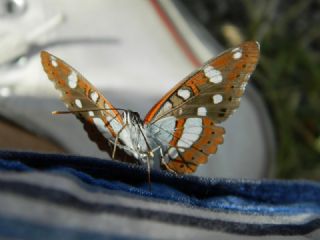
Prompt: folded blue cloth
<box><xmin>0</xmin><ymin>150</ymin><xmax>319</xmax><ymax>240</ymax></box>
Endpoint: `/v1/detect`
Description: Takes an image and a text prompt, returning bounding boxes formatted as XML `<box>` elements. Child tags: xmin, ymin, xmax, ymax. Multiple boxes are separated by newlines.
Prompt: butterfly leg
<box><xmin>146</xmin><ymin>155</ymin><xmax>152</xmax><ymax>191</ymax></box>
<box><xmin>161</xmin><ymin>160</ymin><xmax>177</xmax><ymax>174</ymax></box>
<box><xmin>157</xmin><ymin>147</ymin><xmax>177</xmax><ymax>174</ymax></box>
<box><xmin>148</xmin><ymin>145</ymin><xmax>160</xmax><ymax>157</ymax></box>
<box><xmin>112</xmin><ymin>123</ymin><xmax>128</xmax><ymax>159</ymax></box>
<box><xmin>149</xmin><ymin>145</ymin><xmax>176</xmax><ymax>174</ymax></box>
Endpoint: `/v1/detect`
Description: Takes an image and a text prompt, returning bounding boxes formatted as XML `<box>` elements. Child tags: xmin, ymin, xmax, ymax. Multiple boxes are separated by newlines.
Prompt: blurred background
<box><xmin>0</xmin><ymin>0</ymin><xmax>318</xmax><ymax>180</ymax></box>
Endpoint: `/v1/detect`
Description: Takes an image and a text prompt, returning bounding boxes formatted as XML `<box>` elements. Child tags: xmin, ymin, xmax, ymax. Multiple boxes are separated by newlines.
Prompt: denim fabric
<box><xmin>0</xmin><ymin>150</ymin><xmax>319</xmax><ymax>216</ymax></box>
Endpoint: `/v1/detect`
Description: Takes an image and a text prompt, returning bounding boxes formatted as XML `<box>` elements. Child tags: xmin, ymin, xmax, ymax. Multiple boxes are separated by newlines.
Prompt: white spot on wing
<box><xmin>185</xmin><ymin>117</ymin><xmax>202</xmax><ymax>127</ymax></box>
<box><xmin>177</xmin><ymin>139</ymin><xmax>190</xmax><ymax>148</ymax></box>
<box><xmin>197</xmin><ymin>107</ymin><xmax>207</xmax><ymax>116</ymax></box>
<box><xmin>178</xmin><ymin>148</ymin><xmax>185</xmax><ymax>152</ymax></box>
<box><xmin>163</xmin><ymin>101</ymin><xmax>172</xmax><ymax>112</ymax></box>
<box><xmin>204</xmin><ymin>66</ymin><xmax>223</xmax><ymax>84</ymax></box>
<box><xmin>177</xmin><ymin>133</ymin><xmax>197</xmax><ymax>148</ymax></box>
<box><xmin>177</xmin><ymin>89</ymin><xmax>191</xmax><ymax>100</ymax></box>
<box><xmin>233</xmin><ymin>51</ymin><xmax>242</xmax><ymax>59</ymax></box>
<box><xmin>68</xmin><ymin>71</ymin><xmax>78</xmax><ymax>89</ymax></box>
<box><xmin>168</xmin><ymin>147</ymin><xmax>178</xmax><ymax>159</ymax></box>
<box><xmin>90</xmin><ymin>91</ymin><xmax>99</xmax><ymax>103</ymax></box>
<box><xmin>232</xmin><ymin>47</ymin><xmax>242</xmax><ymax>59</ymax></box>
<box><xmin>177</xmin><ymin>118</ymin><xmax>203</xmax><ymax>148</ymax></box>
<box><xmin>75</xmin><ymin>99</ymin><xmax>82</xmax><ymax>108</ymax></box>
<box><xmin>213</xmin><ymin>94</ymin><xmax>223</xmax><ymax>104</ymax></box>
<box><xmin>89</xmin><ymin>111</ymin><xmax>94</xmax><ymax>117</ymax></box>
<box><xmin>50</xmin><ymin>56</ymin><xmax>58</xmax><ymax>67</ymax></box>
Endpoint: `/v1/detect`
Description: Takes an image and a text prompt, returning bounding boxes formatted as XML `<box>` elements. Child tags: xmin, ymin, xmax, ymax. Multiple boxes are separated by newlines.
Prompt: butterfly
<box><xmin>41</xmin><ymin>41</ymin><xmax>260</xmax><ymax>174</ymax></box>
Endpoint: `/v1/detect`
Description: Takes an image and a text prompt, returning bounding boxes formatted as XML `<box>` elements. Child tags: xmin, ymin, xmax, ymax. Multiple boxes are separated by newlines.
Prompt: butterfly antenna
<box><xmin>52</xmin><ymin>110</ymin><xmax>71</xmax><ymax>115</ymax></box>
<box><xmin>52</xmin><ymin>108</ymin><xmax>127</xmax><ymax>115</ymax></box>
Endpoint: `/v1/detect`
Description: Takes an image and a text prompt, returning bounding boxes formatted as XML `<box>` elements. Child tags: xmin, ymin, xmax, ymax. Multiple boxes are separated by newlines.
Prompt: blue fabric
<box><xmin>0</xmin><ymin>150</ymin><xmax>319</xmax><ymax>216</ymax></box>
<box><xmin>0</xmin><ymin>215</ymin><xmax>145</xmax><ymax>240</ymax></box>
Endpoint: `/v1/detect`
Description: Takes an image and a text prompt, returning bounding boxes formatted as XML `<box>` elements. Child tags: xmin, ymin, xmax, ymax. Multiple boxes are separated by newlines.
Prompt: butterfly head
<box><xmin>123</xmin><ymin>110</ymin><xmax>143</xmax><ymax>126</ymax></box>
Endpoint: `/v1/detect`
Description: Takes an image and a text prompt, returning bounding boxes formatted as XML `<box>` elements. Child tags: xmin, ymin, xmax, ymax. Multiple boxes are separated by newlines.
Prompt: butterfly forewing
<box><xmin>145</xmin><ymin>41</ymin><xmax>260</xmax><ymax>173</ymax></box>
<box><xmin>144</xmin><ymin>41</ymin><xmax>260</xmax><ymax>124</ymax></box>
<box><xmin>41</xmin><ymin>51</ymin><xmax>136</xmax><ymax>163</ymax></box>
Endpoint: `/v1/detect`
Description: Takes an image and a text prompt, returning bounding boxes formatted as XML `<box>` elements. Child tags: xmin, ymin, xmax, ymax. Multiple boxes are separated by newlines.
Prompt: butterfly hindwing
<box><xmin>145</xmin><ymin>41</ymin><xmax>260</xmax><ymax>173</ymax></box>
<box><xmin>41</xmin><ymin>51</ymin><xmax>136</xmax><ymax>163</ymax></box>
<box><xmin>149</xmin><ymin>117</ymin><xmax>225</xmax><ymax>173</ymax></box>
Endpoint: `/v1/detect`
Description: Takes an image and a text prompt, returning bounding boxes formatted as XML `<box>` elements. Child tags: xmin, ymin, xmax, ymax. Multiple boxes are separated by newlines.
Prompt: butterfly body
<box><xmin>120</xmin><ymin>110</ymin><xmax>153</xmax><ymax>163</ymax></box>
<box><xmin>41</xmin><ymin>41</ymin><xmax>260</xmax><ymax>174</ymax></box>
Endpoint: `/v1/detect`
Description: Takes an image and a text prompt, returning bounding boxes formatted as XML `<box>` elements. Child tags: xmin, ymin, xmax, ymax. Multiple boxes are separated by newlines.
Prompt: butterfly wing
<box><xmin>145</xmin><ymin>41</ymin><xmax>260</xmax><ymax>173</ymax></box>
<box><xmin>148</xmin><ymin>116</ymin><xmax>225</xmax><ymax>173</ymax></box>
<box><xmin>41</xmin><ymin>51</ymin><xmax>137</xmax><ymax>163</ymax></box>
